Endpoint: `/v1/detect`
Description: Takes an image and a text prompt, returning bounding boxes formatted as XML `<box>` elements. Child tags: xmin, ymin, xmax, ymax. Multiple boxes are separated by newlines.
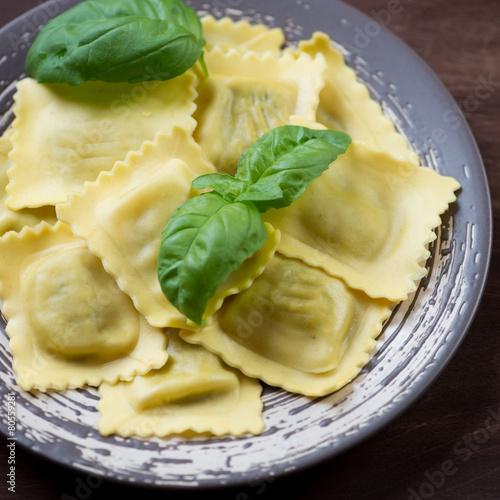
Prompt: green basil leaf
<box><xmin>192</xmin><ymin>173</ymin><xmax>247</xmax><ymax>202</ymax></box>
<box><xmin>27</xmin><ymin>18</ymin><xmax>202</xmax><ymax>85</ymax></box>
<box><xmin>233</xmin><ymin>179</ymin><xmax>283</xmax><ymax>202</ymax></box>
<box><xmin>235</xmin><ymin>125</ymin><xmax>352</xmax><ymax>212</ymax></box>
<box><xmin>157</xmin><ymin>192</ymin><xmax>268</xmax><ymax>325</ymax></box>
<box><xmin>26</xmin><ymin>0</ymin><xmax>205</xmax><ymax>85</ymax></box>
<box><xmin>52</xmin><ymin>0</ymin><xmax>204</xmax><ymax>41</ymax></box>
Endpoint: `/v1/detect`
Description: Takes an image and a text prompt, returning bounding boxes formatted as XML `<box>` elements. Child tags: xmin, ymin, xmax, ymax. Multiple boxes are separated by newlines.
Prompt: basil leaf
<box><xmin>26</xmin><ymin>0</ymin><xmax>205</xmax><ymax>85</ymax></box>
<box><xmin>27</xmin><ymin>18</ymin><xmax>202</xmax><ymax>85</ymax></box>
<box><xmin>157</xmin><ymin>192</ymin><xmax>268</xmax><ymax>325</ymax></box>
<box><xmin>235</xmin><ymin>125</ymin><xmax>352</xmax><ymax>212</ymax></box>
<box><xmin>76</xmin><ymin>0</ymin><xmax>203</xmax><ymax>39</ymax></box>
<box><xmin>233</xmin><ymin>179</ymin><xmax>283</xmax><ymax>202</ymax></box>
<box><xmin>192</xmin><ymin>173</ymin><xmax>247</xmax><ymax>202</ymax></box>
<box><xmin>50</xmin><ymin>0</ymin><xmax>204</xmax><ymax>43</ymax></box>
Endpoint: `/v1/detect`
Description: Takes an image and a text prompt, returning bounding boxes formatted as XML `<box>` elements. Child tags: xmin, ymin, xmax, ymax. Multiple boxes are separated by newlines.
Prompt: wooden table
<box><xmin>0</xmin><ymin>1</ymin><xmax>499</xmax><ymax>498</ymax></box>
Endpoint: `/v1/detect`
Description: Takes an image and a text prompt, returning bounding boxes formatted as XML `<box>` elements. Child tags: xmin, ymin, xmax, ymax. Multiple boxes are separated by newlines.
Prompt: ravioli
<box><xmin>0</xmin><ymin>222</ymin><xmax>167</xmax><ymax>391</ymax></box>
<box><xmin>263</xmin><ymin>140</ymin><xmax>461</xmax><ymax>301</ymax></box>
<box><xmin>180</xmin><ymin>254</ymin><xmax>394</xmax><ymax>397</ymax></box>
<box><xmin>98</xmin><ymin>329</ymin><xmax>264</xmax><ymax>438</ymax></box>
<box><xmin>57</xmin><ymin>128</ymin><xmax>280</xmax><ymax>329</ymax></box>
<box><xmin>0</xmin><ymin>130</ymin><xmax>56</xmax><ymax>234</ymax></box>
<box><xmin>193</xmin><ymin>48</ymin><xmax>326</xmax><ymax>175</ymax></box>
<box><xmin>295</xmin><ymin>32</ymin><xmax>420</xmax><ymax>166</ymax></box>
<box><xmin>201</xmin><ymin>14</ymin><xmax>285</xmax><ymax>54</ymax></box>
<box><xmin>6</xmin><ymin>71</ymin><xmax>198</xmax><ymax>209</ymax></box>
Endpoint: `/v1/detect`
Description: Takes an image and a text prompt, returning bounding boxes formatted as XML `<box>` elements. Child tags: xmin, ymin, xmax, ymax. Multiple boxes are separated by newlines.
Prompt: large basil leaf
<box><xmin>235</xmin><ymin>125</ymin><xmax>352</xmax><ymax>212</ymax></box>
<box><xmin>26</xmin><ymin>0</ymin><xmax>205</xmax><ymax>85</ymax></box>
<box><xmin>46</xmin><ymin>0</ymin><xmax>203</xmax><ymax>40</ymax></box>
<box><xmin>60</xmin><ymin>0</ymin><xmax>201</xmax><ymax>34</ymax></box>
<box><xmin>157</xmin><ymin>192</ymin><xmax>268</xmax><ymax>325</ymax></box>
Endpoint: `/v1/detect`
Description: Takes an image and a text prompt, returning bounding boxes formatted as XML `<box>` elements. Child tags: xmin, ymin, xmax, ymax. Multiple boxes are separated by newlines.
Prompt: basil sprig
<box><xmin>193</xmin><ymin>125</ymin><xmax>352</xmax><ymax>212</ymax></box>
<box><xmin>26</xmin><ymin>0</ymin><xmax>206</xmax><ymax>85</ymax></box>
<box><xmin>158</xmin><ymin>125</ymin><xmax>351</xmax><ymax>325</ymax></box>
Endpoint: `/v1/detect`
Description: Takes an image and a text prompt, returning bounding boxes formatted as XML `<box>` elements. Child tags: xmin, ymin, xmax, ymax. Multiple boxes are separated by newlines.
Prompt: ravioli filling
<box><xmin>125</xmin><ymin>336</ymin><xmax>239</xmax><ymax>412</ymax></box>
<box><xmin>218</xmin><ymin>255</ymin><xmax>354</xmax><ymax>374</ymax></box>
<box><xmin>98</xmin><ymin>330</ymin><xmax>264</xmax><ymax>438</ymax></box>
<box><xmin>194</xmin><ymin>76</ymin><xmax>296</xmax><ymax>175</ymax></box>
<box><xmin>23</xmin><ymin>246</ymin><xmax>139</xmax><ymax>361</ymax></box>
<box><xmin>98</xmin><ymin>158</ymin><xmax>194</xmax><ymax>280</ymax></box>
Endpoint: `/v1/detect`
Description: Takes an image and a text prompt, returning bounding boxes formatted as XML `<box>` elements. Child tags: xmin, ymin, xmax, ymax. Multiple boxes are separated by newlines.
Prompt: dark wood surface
<box><xmin>1</xmin><ymin>0</ymin><xmax>499</xmax><ymax>498</ymax></box>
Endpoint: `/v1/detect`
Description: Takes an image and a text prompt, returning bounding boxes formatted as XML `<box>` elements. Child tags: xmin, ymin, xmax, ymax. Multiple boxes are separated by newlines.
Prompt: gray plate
<box><xmin>0</xmin><ymin>0</ymin><xmax>492</xmax><ymax>490</ymax></box>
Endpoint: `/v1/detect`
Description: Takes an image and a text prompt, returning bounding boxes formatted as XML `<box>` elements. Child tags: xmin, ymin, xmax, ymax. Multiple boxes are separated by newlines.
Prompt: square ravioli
<box><xmin>193</xmin><ymin>47</ymin><xmax>326</xmax><ymax>175</ymax></box>
<box><xmin>6</xmin><ymin>70</ymin><xmax>198</xmax><ymax>209</ymax></box>
<box><xmin>98</xmin><ymin>329</ymin><xmax>264</xmax><ymax>438</ymax></box>
<box><xmin>0</xmin><ymin>222</ymin><xmax>167</xmax><ymax>391</ymax></box>
<box><xmin>263</xmin><ymin>140</ymin><xmax>461</xmax><ymax>301</ymax></box>
<box><xmin>180</xmin><ymin>253</ymin><xmax>394</xmax><ymax>397</ymax></box>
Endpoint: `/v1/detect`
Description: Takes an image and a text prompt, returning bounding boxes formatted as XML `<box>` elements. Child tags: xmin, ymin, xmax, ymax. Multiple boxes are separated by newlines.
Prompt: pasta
<box><xmin>201</xmin><ymin>14</ymin><xmax>285</xmax><ymax>54</ymax></box>
<box><xmin>180</xmin><ymin>254</ymin><xmax>394</xmax><ymax>397</ymax></box>
<box><xmin>6</xmin><ymin>72</ymin><xmax>198</xmax><ymax>208</ymax></box>
<box><xmin>0</xmin><ymin>13</ymin><xmax>460</xmax><ymax>439</ymax></box>
<box><xmin>99</xmin><ymin>329</ymin><xmax>264</xmax><ymax>437</ymax></box>
<box><xmin>192</xmin><ymin>47</ymin><xmax>326</xmax><ymax>175</ymax></box>
<box><xmin>0</xmin><ymin>222</ymin><xmax>167</xmax><ymax>391</ymax></box>
<box><xmin>263</xmin><ymin>138</ymin><xmax>460</xmax><ymax>301</ymax></box>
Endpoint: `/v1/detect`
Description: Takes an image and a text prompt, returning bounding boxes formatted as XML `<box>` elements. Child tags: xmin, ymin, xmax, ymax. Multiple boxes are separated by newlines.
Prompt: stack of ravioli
<box><xmin>0</xmin><ymin>16</ymin><xmax>460</xmax><ymax>439</ymax></box>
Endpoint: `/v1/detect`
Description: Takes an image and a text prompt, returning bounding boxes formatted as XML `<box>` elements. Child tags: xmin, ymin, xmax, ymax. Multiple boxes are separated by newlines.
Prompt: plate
<box><xmin>0</xmin><ymin>0</ymin><xmax>492</xmax><ymax>489</ymax></box>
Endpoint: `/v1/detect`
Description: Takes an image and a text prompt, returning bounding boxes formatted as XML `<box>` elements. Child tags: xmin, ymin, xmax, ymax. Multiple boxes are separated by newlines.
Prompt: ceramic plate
<box><xmin>0</xmin><ymin>0</ymin><xmax>492</xmax><ymax>489</ymax></box>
